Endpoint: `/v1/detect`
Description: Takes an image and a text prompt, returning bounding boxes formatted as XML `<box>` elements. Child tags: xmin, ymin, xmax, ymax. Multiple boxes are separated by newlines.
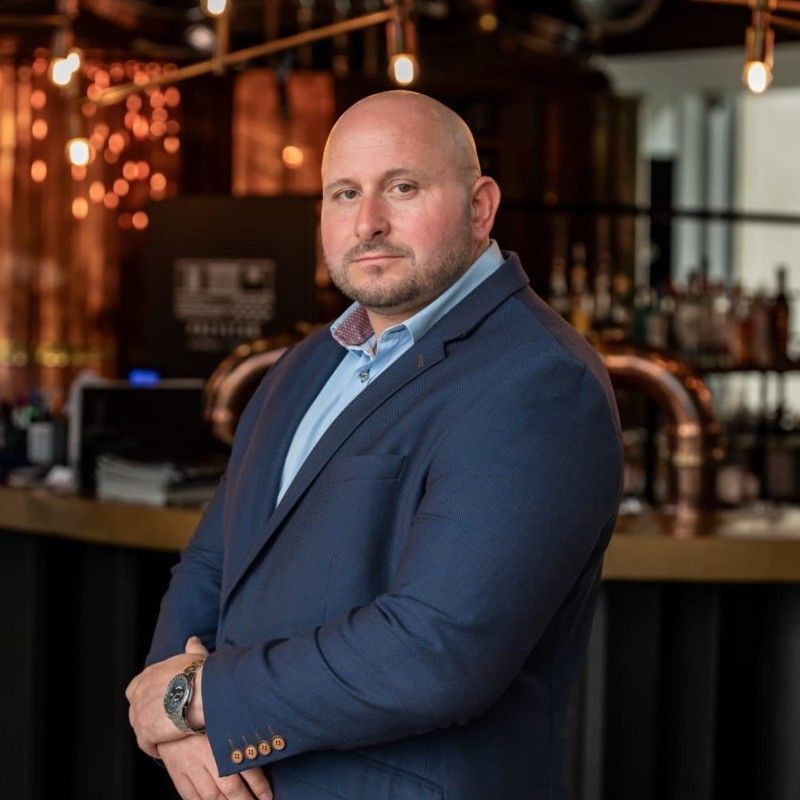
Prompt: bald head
<box><xmin>322</xmin><ymin>91</ymin><xmax>481</xmax><ymax>189</ymax></box>
<box><xmin>319</xmin><ymin>90</ymin><xmax>501</xmax><ymax>333</ymax></box>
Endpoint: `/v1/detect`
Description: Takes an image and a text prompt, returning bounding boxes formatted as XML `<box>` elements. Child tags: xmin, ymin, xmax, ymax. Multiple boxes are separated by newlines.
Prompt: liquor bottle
<box><xmin>750</xmin><ymin>288</ymin><xmax>772</xmax><ymax>368</ymax></box>
<box><xmin>569</xmin><ymin>242</ymin><xmax>594</xmax><ymax>337</ymax></box>
<box><xmin>632</xmin><ymin>284</ymin><xmax>652</xmax><ymax>344</ymax></box>
<box><xmin>711</xmin><ymin>281</ymin><xmax>732</xmax><ymax>367</ymax></box>
<box><xmin>674</xmin><ymin>270</ymin><xmax>702</xmax><ymax>358</ymax></box>
<box><xmin>610</xmin><ymin>270</ymin><xmax>632</xmax><ymax>339</ymax></box>
<box><xmin>771</xmin><ymin>265</ymin><xmax>790</xmax><ymax>365</ymax></box>
<box><xmin>593</xmin><ymin>252</ymin><xmax>613</xmax><ymax>335</ymax></box>
<box><xmin>728</xmin><ymin>283</ymin><xmax>752</xmax><ymax>366</ymax></box>
<box><xmin>548</xmin><ymin>254</ymin><xmax>570</xmax><ymax>319</ymax></box>
<box><xmin>646</xmin><ymin>284</ymin><xmax>672</xmax><ymax>351</ymax></box>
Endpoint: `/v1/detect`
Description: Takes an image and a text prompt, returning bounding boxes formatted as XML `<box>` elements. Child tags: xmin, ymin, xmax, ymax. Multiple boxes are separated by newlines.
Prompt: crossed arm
<box><xmin>127</xmin><ymin>635</ymin><xmax>273</xmax><ymax>800</ymax></box>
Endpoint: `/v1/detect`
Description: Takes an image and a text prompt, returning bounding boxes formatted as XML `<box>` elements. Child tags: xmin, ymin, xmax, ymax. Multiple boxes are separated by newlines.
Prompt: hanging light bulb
<box><xmin>65</xmin><ymin>137</ymin><xmax>92</xmax><ymax>167</ymax></box>
<box><xmin>743</xmin><ymin>4</ymin><xmax>776</xmax><ymax>94</ymax></box>
<box><xmin>200</xmin><ymin>0</ymin><xmax>228</xmax><ymax>17</ymax></box>
<box><xmin>49</xmin><ymin>48</ymin><xmax>82</xmax><ymax>87</ymax></box>
<box><xmin>386</xmin><ymin>0</ymin><xmax>419</xmax><ymax>86</ymax></box>
<box><xmin>50</xmin><ymin>57</ymin><xmax>74</xmax><ymax>86</ymax></box>
<box><xmin>65</xmin><ymin>48</ymin><xmax>83</xmax><ymax>73</ymax></box>
<box><xmin>389</xmin><ymin>53</ymin><xmax>418</xmax><ymax>86</ymax></box>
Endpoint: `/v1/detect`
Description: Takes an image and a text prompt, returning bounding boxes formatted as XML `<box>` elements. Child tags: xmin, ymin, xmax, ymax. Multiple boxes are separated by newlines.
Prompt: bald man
<box><xmin>128</xmin><ymin>91</ymin><xmax>623</xmax><ymax>800</ymax></box>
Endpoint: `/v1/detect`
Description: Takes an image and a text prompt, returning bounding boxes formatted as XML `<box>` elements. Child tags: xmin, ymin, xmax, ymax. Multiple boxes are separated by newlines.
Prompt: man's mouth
<box><xmin>352</xmin><ymin>254</ymin><xmax>402</xmax><ymax>262</ymax></box>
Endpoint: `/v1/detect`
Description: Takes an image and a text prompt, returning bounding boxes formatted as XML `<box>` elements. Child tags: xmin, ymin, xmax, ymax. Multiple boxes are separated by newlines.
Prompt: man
<box><xmin>127</xmin><ymin>90</ymin><xmax>623</xmax><ymax>800</ymax></box>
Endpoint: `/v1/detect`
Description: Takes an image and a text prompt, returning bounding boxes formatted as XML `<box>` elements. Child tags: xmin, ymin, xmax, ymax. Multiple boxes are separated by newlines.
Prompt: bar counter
<box><xmin>3</xmin><ymin>485</ymin><xmax>800</xmax><ymax>582</ymax></box>
<box><xmin>3</xmin><ymin>486</ymin><xmax>799</xmax><ymax>800</ymax></box>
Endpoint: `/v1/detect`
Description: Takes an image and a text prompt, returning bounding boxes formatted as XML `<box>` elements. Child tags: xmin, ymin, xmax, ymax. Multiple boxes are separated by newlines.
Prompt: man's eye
<box><xmin>391</xmin><ymin>183</ymin><xmax>415</xmax><ymax>195</ymax></box>
<box><xmin>336</xmin><ymin>189</ymin><xmax>358</xmax><ymax>200</ymax></box>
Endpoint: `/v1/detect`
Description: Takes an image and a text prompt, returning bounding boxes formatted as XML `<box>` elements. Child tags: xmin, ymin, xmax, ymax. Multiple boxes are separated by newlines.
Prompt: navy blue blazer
<box><xmin>147</xmin><ymin>253</ymin><xmax>624</xmax><ymax>800</ymax></box>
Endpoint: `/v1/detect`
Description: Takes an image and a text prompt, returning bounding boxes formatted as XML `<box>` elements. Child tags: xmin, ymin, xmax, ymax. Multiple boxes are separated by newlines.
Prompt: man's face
<box><xmin>320</xmin><ymin>106</ymin><xmax>477</xmax><ymax>318</ymax></box>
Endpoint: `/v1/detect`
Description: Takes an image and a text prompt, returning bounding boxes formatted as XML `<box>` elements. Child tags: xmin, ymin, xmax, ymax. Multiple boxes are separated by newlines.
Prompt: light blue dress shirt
<box><xmin>276</xmin><ymin>241</ymin><xmax>505</xmax><ymax>504</ymax></box>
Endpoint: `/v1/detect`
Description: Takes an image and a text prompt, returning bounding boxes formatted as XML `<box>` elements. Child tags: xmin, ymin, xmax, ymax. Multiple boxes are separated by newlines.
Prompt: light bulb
<box><xmin>478</xmin><ymin>12</ymin><xmax>498</xmax><ymax>33</ymax></box>
<box><xmin>388</xmin><ymin>53</ymin><xmax>418</xmax><ymax>86</ymax></box>
<box><xmin>743</xmin><ymin>19</ymin><xmax>774</xmax><ymax>94</ymax></box>
<box><xmin>386</xmin><ymin>7</ymin><xmax>419</xmax><ymax>87</ymax></box>
<box><xmin>65</xmin><ymin>137</ymin><xmax>91</xmax><ymax>167</ymax></box>
<box><xmin>744</xmin><ymin>60</ymin><xmax>771</xmax><ymax>94</ymax></box>
<box><xmin>50</xmin><ymin>57</ymin><xmax>74</xmax><ymax>87</ymax></box>
<box><xmin>202</xmin><ymin>0</ymin><xmax>228</xmax><ymax>17</ymax></box>
<box><xmin>65</xmin><ymin>49</ymin><xmax>82</xmax><ymax>72</ymax></box>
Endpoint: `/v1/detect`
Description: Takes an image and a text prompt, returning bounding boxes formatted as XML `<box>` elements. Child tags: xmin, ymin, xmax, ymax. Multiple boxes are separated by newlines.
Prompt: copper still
<box><xmin>599</xmin><ymin>340</ymin><xmax>723</xmax><ymax>518</ymax></box>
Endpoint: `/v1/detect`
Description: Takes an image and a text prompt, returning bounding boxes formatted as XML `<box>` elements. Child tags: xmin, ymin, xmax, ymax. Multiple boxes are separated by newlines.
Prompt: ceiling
<box><xmin>0</xmin><ymin>0</ymin><xmax>795</xmax><ymax>62</ymax></box>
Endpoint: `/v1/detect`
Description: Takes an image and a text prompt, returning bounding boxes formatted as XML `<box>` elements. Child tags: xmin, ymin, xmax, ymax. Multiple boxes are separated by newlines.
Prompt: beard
<box><xmin>325</xmin><ymin>213</ymin><xmax>475</xmax><ymax>316</ymax></box>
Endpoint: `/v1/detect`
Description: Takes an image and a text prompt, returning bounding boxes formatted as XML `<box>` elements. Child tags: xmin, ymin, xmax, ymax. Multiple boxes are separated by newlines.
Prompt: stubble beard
<box><xmin>326</xmin><ymin>218</ymin><xmax>475</xmax><ymax>317</ymax></box>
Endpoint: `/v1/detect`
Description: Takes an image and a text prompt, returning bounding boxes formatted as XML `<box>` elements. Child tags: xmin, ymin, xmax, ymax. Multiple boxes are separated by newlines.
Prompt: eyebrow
<box><xmin>322</xmin><ymin>167</ymin><xmax>423</xmax><ymax>197</ymax></box>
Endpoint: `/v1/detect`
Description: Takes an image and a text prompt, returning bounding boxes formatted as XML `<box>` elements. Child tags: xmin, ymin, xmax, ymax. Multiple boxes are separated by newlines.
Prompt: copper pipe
<box><xmin>203</xmin><ymin>332</ymin><xmax>306</xmax><ymax>445</ymax></box>
<box><xmin>0</xmin><ymin>15</ymin><xmax>68</xmax><ymax>27</ymax></box>
<box><xmin>600</xmin><ymin>342</ymin><xmax>722</xmax><ymax>518</ymax></box>
<box><xmin>96</xmin><ymin>8</ymin><xmax>396</xmax><ymax>107</ymax></box>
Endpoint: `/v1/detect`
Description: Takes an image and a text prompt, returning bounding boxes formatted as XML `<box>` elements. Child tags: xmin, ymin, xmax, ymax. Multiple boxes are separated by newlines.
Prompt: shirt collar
<box><xmin>331</xmin><ymin>240</ymin><xmax>505</xmax><ymax>351</ymax></box>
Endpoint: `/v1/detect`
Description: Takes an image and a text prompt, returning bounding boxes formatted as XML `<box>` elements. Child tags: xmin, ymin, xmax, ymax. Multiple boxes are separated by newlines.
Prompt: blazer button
<box><xmin>258</xmin><ymin>740</ymin><xmax>272</xmax><ymax>756</ymax></box>
<box><xmin>245</xmin><ymin>745</ymin><xmax>258</xmax><ymax>760</ymax></box>
<box><xmin>231</xmin><ymin>749</ymin><xmax>244</xmax><ymax>764</ymax></box>
<box><xmin>271</xmin><ymin>735</ymin><xmax>285</xmax><ymax>751</ymax></box>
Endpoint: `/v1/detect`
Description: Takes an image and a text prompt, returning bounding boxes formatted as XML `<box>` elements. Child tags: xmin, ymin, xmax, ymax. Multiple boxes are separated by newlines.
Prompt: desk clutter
<box><xmin>95</xmin><ymin>454</ymin><xmax>225</xmax><ymax>507</ymax></box>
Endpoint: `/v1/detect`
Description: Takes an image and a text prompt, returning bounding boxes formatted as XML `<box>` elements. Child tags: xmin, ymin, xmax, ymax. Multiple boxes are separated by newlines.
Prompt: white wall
<box><xmin>600</xmin><ymin>45</ymin><xmax>800</xmax><ymax>412</ymax></box>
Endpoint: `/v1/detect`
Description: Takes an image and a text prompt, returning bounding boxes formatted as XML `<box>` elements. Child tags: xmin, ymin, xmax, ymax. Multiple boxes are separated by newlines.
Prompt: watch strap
<box><xmin>167</xmin><ymin>657</ymin><xmax>207</xmax><ymax>734</ymax></box>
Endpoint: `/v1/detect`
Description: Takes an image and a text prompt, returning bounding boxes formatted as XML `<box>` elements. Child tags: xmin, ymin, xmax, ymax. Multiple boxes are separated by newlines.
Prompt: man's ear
<box><xmin>470</xmin><ymin>176</ymin><xmax>501</xmax><ymax>240</ymax></box>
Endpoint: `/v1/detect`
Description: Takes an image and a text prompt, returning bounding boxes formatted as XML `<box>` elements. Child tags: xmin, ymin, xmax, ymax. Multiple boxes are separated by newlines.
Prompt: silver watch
<box><xmin>163</xmin><ymin>658</ymin><xmax>207</xmax><ymax>734</ymax></box>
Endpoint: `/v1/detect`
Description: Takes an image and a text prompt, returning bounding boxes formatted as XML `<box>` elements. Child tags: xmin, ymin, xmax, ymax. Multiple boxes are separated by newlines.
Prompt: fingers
<box><xmin>160</xmin><ymin>735</ymin><xmax>262</xmax><ymax>800</ymax></box>
<box><xmin>241</xmin><ymin>767</ymin><xmax>273</xmax><ymax>800</ymax></box>
<box><xmin>185</xmin><ymin>635</ymin><xmax>210</xmax><ymax>656</ymax></box>
<box><xmin>168</xmin><ymin>769</ymin><xmax>203</xmax><ymax>800</ymax></box>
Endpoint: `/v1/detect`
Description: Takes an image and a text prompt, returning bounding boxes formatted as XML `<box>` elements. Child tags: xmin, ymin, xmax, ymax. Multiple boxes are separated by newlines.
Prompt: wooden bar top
<box><xmin>2</xmin><ymin>486</ymin><xmax>800</xmax><ymax>582</ymax></box>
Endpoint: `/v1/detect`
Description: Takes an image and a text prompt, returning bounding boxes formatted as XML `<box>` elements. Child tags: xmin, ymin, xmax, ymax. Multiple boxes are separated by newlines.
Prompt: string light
<box><xmin>478</xmin><ymin>13</ymin><xmax>498</xmax><ymax>33</ymax></box>
<box><xmin>89</xmin><ymin>181</ymin><xmax>105</xmax><ymax>202</ymax></box>
<box><xmin>30</xmin><ymin>161</ymin><xmax>47</xmax><ymax>183</ymax></box>
<box><xmin>65</xmin><ymin>137</ymin><xmax>92</xmax><ymax>167</ymax></box>
<box><xmin>72</xmin><ymin>197</ymin><xmax>89</xmax><ymax>220</ymax></box>
<box><xmin>50</xmin><ymin>57</ymin><xmax>75</xmax><ymax>86</ymax></box>
<box><xmin>282</xmin><ymin>145</ymin><xmax>305</xmax><ymax>168</ymax></box>
<box><xmin>49</xmin><ymin>49</ymin><xmax>83</xmax><ymax>87</ymax></box>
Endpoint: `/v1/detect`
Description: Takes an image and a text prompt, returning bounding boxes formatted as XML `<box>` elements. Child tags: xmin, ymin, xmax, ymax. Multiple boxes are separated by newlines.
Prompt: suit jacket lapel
<box><xmin>221</xmin><ymin>332</ymin><xmax>343</xmax><ymax>603</ymax></box>
<box><xmin>220</xmin><ymin>254</ymin><xmax>530</xmax><ymax>611</ymax></box>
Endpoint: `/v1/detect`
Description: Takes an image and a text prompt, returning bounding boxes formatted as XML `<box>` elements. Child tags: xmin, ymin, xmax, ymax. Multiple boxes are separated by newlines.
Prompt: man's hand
<box><xmin>126</xmin><ymin>636</ymin><xmax>209</xmax><ymax>758</ymax></box>
<box><xmin>158</xmin><ymin>735</ymin><xmax>273</xmax><ymax>800</ymax></box>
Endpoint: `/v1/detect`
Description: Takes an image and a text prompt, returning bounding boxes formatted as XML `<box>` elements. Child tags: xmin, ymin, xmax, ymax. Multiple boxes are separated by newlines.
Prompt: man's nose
<box><xmin>354</xmin><ymin>193</ymin><xmax>389</xmax><ymax>242</ymax></box>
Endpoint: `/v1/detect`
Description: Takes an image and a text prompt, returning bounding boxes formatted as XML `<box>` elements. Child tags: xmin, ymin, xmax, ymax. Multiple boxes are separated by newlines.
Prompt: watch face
<box><xmin>164</xmin><ymin>674</ymin><xmax>190</xmax><ymax>715</ymax></box>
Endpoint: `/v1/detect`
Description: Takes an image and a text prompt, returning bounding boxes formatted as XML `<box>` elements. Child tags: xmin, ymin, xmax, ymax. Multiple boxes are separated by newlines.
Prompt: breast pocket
<box><xmin>328</xmin><ymin>454</ymin><xmax>405</xmax><ymax>483</ymax></box>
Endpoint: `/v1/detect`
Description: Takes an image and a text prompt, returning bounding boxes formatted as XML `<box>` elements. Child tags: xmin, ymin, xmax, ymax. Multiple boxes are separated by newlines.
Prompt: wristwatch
<box><xmin>163</xmin><ymin>658</ymin><xmax>207</xmax><ymax>734</ymax></box>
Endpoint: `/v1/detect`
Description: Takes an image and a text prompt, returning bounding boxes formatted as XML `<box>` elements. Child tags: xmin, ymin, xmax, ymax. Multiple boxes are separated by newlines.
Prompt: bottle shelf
<box><xmin>692</xmin><ymin>360</ymin><xmax>800</xmax><ymax>375</ymax></box>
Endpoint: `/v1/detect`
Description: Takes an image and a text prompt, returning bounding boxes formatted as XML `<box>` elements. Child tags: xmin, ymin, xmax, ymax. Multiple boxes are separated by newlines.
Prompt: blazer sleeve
<box><xmin>200</xmin><ymin>358</ymin><xmax>624</xmax><ymax>776</ymax></box>
<box><xmin>145</xmin><ymin>347</ymin><xmax>292</xmax><ymax>665</ymax></box>
<box><xmin>145</xmin><ymin>474</ymin><xmax>226</xmax><ymax>665</ymax></box>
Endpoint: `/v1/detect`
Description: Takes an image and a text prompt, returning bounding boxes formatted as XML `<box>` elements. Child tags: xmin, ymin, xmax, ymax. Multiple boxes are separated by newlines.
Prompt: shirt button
<box><xmin>271</xmin><ymin>735</ymin><xmax>286</xmax><ymax>751</ymax></box>
<box><xmin>258</xmin><ymin>740</ymin><xmax>272</xmax><ymax>756</ymax></box>
<box><xmin>358</xmin><ymin>370</ymin><xmax>370</xmax><ymax>384</ymax></box>
<box><xmin>245</xmin><ymin>745</ymin><xmax>258</xmax><ymax>760</ymax></box>
<box><xmin>231</xmin><ymin>749</ymin><xmax>244</xmax><ymax>764</ymax></box>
